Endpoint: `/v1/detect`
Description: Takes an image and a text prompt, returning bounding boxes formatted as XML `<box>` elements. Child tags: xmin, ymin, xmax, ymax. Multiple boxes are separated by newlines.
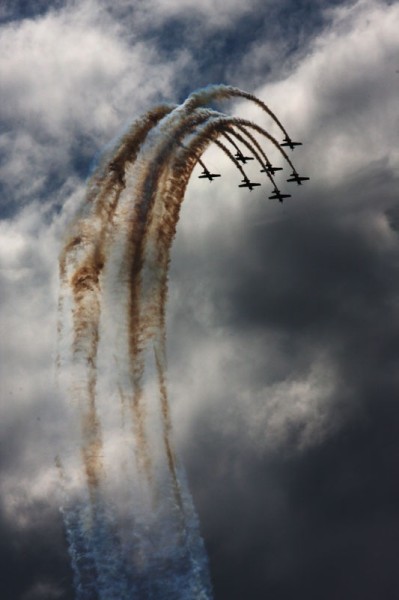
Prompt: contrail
<box><xmin>58</xmin><ymin>85</ymin><xmax>305</xmax><ymax>599</ymax></box>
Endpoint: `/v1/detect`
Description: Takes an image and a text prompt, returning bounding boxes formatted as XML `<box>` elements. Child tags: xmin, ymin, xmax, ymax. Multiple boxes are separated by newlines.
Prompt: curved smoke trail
<box><xmin>58</xmin><ymin>85</ymin><xmax>304</xmax><ymax>599</ymax></box>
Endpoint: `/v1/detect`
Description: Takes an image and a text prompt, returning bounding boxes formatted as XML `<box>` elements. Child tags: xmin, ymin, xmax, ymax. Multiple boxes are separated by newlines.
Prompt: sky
<box><xmin>1</xmin><ymin>0</ymin><xmax>399</xmax><ymax>598</ymax></box>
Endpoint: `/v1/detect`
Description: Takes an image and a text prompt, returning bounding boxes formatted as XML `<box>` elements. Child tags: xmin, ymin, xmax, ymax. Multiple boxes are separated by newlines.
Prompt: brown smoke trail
<box><xmin>220</xmin><ymin>128</ymin><xmax>273</xmax><ymax>186</ymax></box>
<box><xmin>183</xmin><ymin>85</ymin><xmax>290</xmax><ymax>139</ymax></box>
<box><xmin>224</xmin><ymin>127</ymin><xmax>272</xmax><ymax>171</ymax></box>
<box><xmin>233</xmin><ymin>124</ymin><xmax>273</xmax><ymax>168</ymax></box>
<box><xmin>213</xmin><ymin>138</ymin><xmax>248</xmax><ymax>179</ymax></box>
<box><xmin>225</xmin><ymin>126</ymin><xmax>277</xmax><ymax>187</ymax></box>
<box><xmin>231</xmin><ymin>117</ymin><xmax>297</xmax><ymax>173</ymax></box>
<box><xmin>124</xmin><ymin>142</ymin><xmax>205</xmax><ymax>495</ymax></box>
<box><xmin>190</xmin><ymin>113</ymin><xmax>296</xmax><ymax>176</ymax></box>
<box><xmin>197</xmin><ymin>156</ymin><xmax>208</xmax><ymax>172</ymax></box>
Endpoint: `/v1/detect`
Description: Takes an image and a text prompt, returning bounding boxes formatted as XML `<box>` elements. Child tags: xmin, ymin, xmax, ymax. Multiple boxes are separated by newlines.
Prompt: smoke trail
<box><xmin>58</xmin><ymin>86</ymin><xmax>304</xmax><ymax>599</ymax></box>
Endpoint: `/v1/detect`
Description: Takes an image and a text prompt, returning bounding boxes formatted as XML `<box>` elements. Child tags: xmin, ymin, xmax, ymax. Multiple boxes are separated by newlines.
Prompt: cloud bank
<box><xmin>1</xmin><ymin>0</ymin><xmax>399</xmax><ymax>598</ymax></box>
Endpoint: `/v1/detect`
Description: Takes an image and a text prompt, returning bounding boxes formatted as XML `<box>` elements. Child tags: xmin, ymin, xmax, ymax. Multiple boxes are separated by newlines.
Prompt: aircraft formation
<box><xmin>197</xmin><ymin>134</ymin><xmax>309</xmax><ymax>202</ymax></box>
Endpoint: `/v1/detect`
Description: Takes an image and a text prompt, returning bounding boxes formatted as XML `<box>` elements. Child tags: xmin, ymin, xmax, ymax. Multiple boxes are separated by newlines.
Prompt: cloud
<box><xmin>0</xmin><ymin>4</ymin><xmax>178</xmax><ymax>135</ymax></box>
<box><xmin>0</xmin><ymin>0</ymin><xmax>190</xmax><ymax>213</ymax></box>
<box><xmin>1</xmin><ymin>0</ymin><xmax>399</xmax><ymax>598</ymax></box>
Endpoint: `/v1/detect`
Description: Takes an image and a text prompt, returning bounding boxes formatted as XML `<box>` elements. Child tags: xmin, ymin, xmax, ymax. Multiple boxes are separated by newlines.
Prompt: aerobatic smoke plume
<box><xmin>57</xmin><ymin>85</ymin><xmax>305</xmax><ymax>599</ymax></box>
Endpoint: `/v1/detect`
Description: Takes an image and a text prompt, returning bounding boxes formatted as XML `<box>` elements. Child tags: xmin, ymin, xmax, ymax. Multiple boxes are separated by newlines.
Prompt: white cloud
<box><xmin>238</xmin><ymin>359</ymin><xmax>342</xmax><ymax>452</ymax></box>
<box><xmin>0</xmin><ymin>0</ymin><xmax>189</xmax><ymax>210</ymax></box>
<box><xmin>0</xmin><ymin>3</ymin><xmax>184</xmax><ymax>136</ymax></box>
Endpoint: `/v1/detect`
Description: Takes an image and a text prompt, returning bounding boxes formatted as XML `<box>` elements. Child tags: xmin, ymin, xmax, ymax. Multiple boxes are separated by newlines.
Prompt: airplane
<box><xmin>239</xmin><ymin>177</ymin><xmax>261</xmax><ymax>191</ymax></box>
<box><xmin>280</xmin><ymin>136</ymin><xmax>302</xmax><ymax>150</ymax></box>
<box><xmin>198</xmin><ymin>167</ymin><xmax>221</xmax><ymax>181</ymax></box>
<box><xmin>268</xmin><ymin>187</ymin><xmax>292</xmax><ymax>203</ymax></box>
<box><xmin>235</xmin><ymin>149</ymin><xmax>254</xmax><ymax>164</ymax></box>
<box><xmin>260</xmin><ymin>164</ymin><xmax>283</xmax><ymax>175</ymax></box>
<box><xmin>286</xmin><ymin>171</ymin><xmax>310</xmax><ymax>185</ymax></box>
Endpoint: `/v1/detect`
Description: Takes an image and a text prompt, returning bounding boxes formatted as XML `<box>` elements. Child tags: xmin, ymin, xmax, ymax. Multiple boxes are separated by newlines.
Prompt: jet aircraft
<box><xmin>198</xmin><ymin>167</ymin><xmax>221</xmax><ymax>181</ymax></box>
<box><xmin>280</xmin><ymin>136</ymin><xmax>302</xmax><ymax>150</ymax></box>
<box><xmin>235</xmin><ymin>149</ymin><xmax>254</xmax><ymax>164</ymax></box>
<box><xmin>260</xmin><ymin>164</ymin><xmax>283</xmax><ymax>175</ymax></box>
<box><xmin>286</xmin><ymin>172</ymin><xmax>310</xmax><ymax>185</ymax></box>
<box><xmin>239</xmin><ymin>177</ymin><xmax>261</xmax><ymax>191</ymax></box>
<box><xmin>269</xmin><ymin>187</ymin><xmax>292</xmax><ymax>202</ymax></box>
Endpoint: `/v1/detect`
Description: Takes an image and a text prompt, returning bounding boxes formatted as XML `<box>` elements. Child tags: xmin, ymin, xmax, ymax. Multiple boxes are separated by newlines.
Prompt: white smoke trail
<box><xmin>57</xmin><ymin>85</ymin><xmax>304</xmax><ymax>599</ymax></box>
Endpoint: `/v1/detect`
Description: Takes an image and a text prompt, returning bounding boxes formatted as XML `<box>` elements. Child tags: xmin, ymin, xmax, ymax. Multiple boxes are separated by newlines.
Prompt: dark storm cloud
<box><xmin>187</xmin><ymin>409</ymin><xmax>399</xmax><ymax>599</ymax></box>
<box><xmin>0</xmin><ymin>395</ymin><xmax>75</xmax><ymax>600</ymax></box>
<box><xmin>225</xmin><ymin>174</ymin><xmax>398</xmax><ymax>338</ymax></box>
<box><xmin>0</xmin><ymin>417</ymin><xmax>63</xmax><ymax>600</ymax></box>
<box><xmin>0</xmin><ymin>502</ymin><xmax>72</xmax><ymax>600</ymax></box>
